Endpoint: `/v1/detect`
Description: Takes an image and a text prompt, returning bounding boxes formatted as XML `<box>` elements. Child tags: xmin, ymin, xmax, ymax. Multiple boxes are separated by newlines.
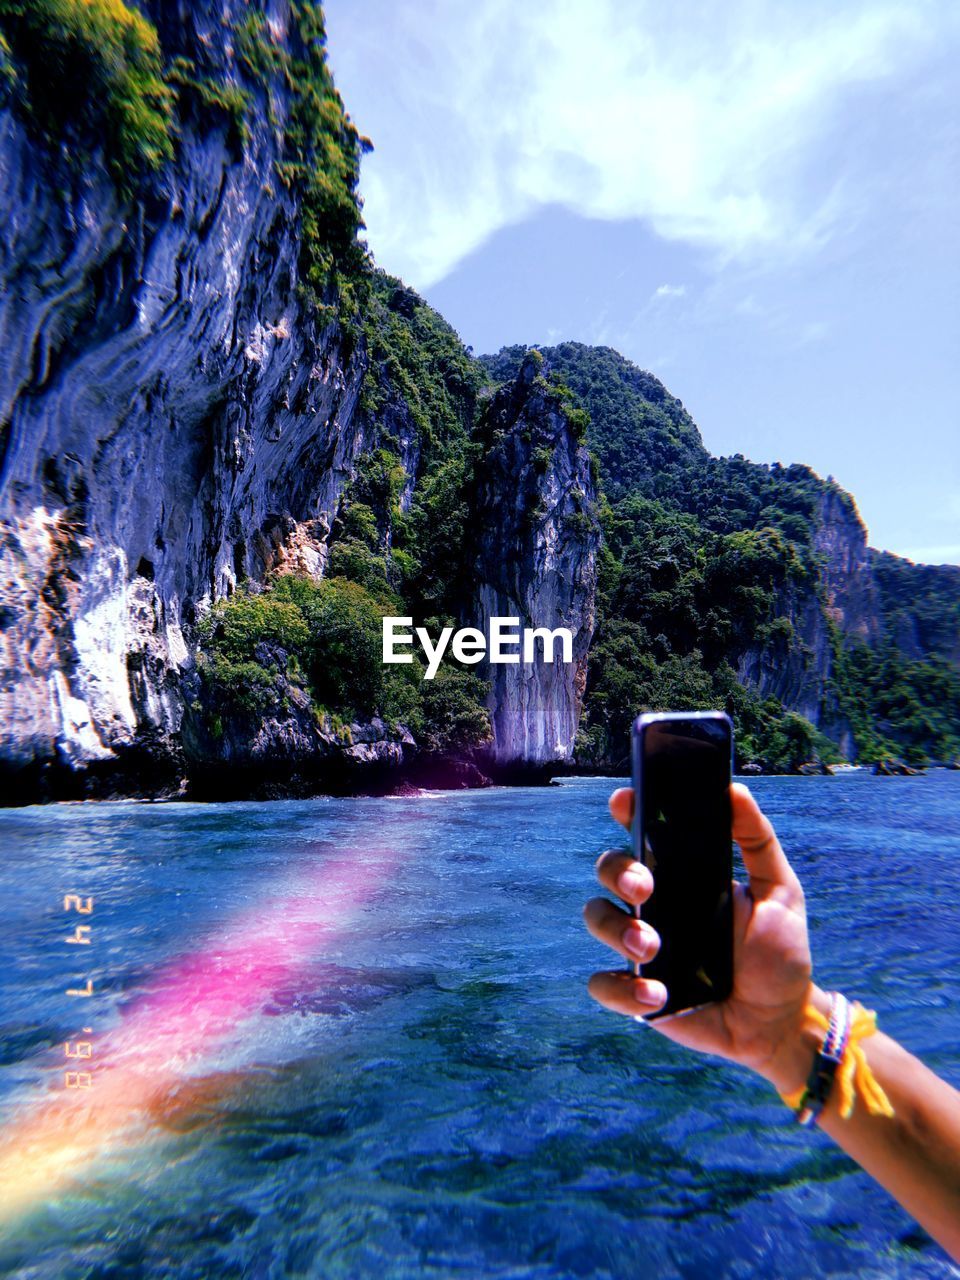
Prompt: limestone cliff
<box><xmin>0</xmin><ymin>2</ymin><xmax>601</xmax><ymax>801</ymax></box>
<box><xmin>0</xmin><ymin>2</ymin><xmax>954</xmax><ymax>800</ymax></box>
<box><xmin>813</xmin><ymin>487</ymin><xmax>881</xmax><ymax>645</ymax></box>
<box><xmin>484</xmin><ymin>343</ymin><xmax>958</xmax><ymax>771</ymax></box>
<box><xmin>736</xmin><ymin>484</ymin><xmax>881</xmax><ymax>755</ymax></box>
<box><xmin>0</xmin><ymin>1</ymin><xmax>378</xmax><ymax>799</ymax></box>
<box><xmin>469</xmin><ymin>355</ymin><xmax>600</xmax><ymax>775</ymax></box>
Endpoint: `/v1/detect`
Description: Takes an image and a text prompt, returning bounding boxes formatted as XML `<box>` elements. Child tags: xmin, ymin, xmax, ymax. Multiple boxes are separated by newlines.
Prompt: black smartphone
<box><xmin>630</xmin><ymin>711</ymin><xmax>734</xmax><ymax>1019</ymax></box>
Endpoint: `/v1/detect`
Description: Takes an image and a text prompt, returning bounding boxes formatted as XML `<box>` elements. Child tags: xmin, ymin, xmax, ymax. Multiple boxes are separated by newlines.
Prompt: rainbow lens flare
<box><xmin>0</xmin><ymin>848</ymin><xmax>395</xmax><ymax>1221</ymax></box>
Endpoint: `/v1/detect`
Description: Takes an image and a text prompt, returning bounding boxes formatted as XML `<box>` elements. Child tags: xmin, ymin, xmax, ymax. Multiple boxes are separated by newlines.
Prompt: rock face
<box><xmin>735</xmin><ymin>578</ymin><xmax>834</xmax><ymax>726</ymax></box>
<box><xmin>736</xmin><ymin>485</ymin><xmax>881</xmax><ymax>756</ymax></box>
<box><xmin>184</xmin><ymin>692</ymin><xmax>416</xmax><ymax>801</ymax></box>
<box><xmin>813</xmin><ymin>487</ymin><xmax>881</xmax><ymax>645</ymax></box>
<box><xmin>0</xmin><ymin>3</ymin><xmax>602</xmax><ymax>801</ymax></box>
<box><xmin>0</xmin><ymin>1</ymin><xmax>375</xmax><ymax>797</ymax></box>
<box><xmin>0</xmin><ymin>2</ymin><xmax>953</xmax><ymax>800</ymax></box>
<box><xmin>469</xmin><ymin>356</ymin><xmax>601</xmax><ymax>775</ymax></box>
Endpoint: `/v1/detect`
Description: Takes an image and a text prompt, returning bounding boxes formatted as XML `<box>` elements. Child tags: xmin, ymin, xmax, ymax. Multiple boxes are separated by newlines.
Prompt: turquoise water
<box><xmin>1</xmin><ymin>774</ymin><xmax>959</xmax><ymax>1278</ymax></box>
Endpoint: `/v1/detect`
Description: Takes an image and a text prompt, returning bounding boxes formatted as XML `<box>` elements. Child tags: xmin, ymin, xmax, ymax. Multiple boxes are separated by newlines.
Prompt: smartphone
<box><xmin>630</xmin><ymin>711</ymin><xmax>734</xmax><ymax>1019</ymax></box>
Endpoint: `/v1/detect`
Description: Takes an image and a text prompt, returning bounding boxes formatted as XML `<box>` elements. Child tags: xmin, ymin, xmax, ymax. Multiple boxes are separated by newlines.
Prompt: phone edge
<box><xmin>629</xmin><ymin>710</ymin><xmax>735</xmax><ymax>1017</ymax></box>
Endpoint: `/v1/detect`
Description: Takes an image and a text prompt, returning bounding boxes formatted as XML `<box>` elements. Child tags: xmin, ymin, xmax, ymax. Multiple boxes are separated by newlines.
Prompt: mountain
<box><xmin>0</xmin><ymin>0</ymin><xmax>956</xmax><ymax>803</ymax></box>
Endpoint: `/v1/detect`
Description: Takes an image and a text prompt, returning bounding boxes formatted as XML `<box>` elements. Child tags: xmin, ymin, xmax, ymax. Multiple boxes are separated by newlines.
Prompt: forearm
<box><xmin>764</xmin><ymin>985</ymin><xmax>960</xmax><ymax>1260</ymax></box>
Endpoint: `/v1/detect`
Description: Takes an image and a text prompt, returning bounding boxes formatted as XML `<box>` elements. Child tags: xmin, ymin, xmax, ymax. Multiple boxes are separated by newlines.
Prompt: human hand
<box><xmin>583</xmin><ymin>783</ymin><xmax>827</xmax><ymax>1092</ymax></box>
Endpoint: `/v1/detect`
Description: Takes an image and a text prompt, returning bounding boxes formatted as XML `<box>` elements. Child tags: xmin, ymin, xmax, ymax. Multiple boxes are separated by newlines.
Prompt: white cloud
<box><xmin>653</xmin><ymin>284</ymin><xmax>686</xmax><ymax>300</ymax></box>
<box><xmin>325</xmin><ymin>0</ymin><xmax>954</xmax><ymax>288</ymax></box>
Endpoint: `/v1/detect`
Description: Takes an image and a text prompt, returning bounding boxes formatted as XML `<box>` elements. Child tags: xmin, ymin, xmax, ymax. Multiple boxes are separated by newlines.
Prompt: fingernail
<box><xmin>622</xmin><ymin>924</ymin><xmax>656</xmax><ymax>959</ymax></box>
<box><xmin>634</xmin><ymin>980</ymin><xmax>667</xmax><ymax>1007</ymax></box>
<box><xmin>617</xmin><ymin>867</ymin><xmax>650</xmax><ymax>898</ymax></box>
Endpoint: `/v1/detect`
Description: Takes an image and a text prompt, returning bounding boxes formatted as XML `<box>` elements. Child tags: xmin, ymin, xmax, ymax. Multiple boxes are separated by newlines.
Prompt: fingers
<box><xmin>587</xmin><ymin>971</ymin><xmax>668</xmax><ymax>1017</ymax></box>
<box><xmin>612</xmin><ymin>783</ymin><xmax>794</xmax><ymax>877</ymax></box>
<box><xmin>730</xmin><ymin>783</ymin><xmax>799</xmax><ymax>894</ymax></box>
<box><xmin>595</xmin><ymin>848</ymin><xmax>653</xmax><ymax>906</ymax></box>
<box><xmin>608</xmin><ymin>787</ymin><xmax>634</xmax><ymax>831</ymax></box>
<box><xmin>584</xmin><ymin>897</ymin><xmax>661</xmax><ymax>963</ymax></box>
<box><xmin>602</xmin><ymin>790</ymin><xmax>650</xmax><ymax>906</ymax></box>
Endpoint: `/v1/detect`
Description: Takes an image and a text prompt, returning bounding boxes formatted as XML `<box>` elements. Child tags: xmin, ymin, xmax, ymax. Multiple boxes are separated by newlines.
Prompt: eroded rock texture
<box><xmin>470</xmin><ymin>357</ymin><xmax>600</xmax><ymax>775</ymax></box>
<box><xmin>737</xmin><ymin>486</ymin><xmax>881</xmax><ymax>751</ymax></box>
<box><xmin>0</xmin><ymin>1</ymin><xmax>372</xmax><ymax>796</ymax></box>
<box><xmin>0</xmin><ymin>3</ymin><xmax>602</xmax><ymax>800</ymax></box>
<box><xmin>1</xmin><ymin>2</ymin><xmax>951</xmax><ymax>799</ymax></box>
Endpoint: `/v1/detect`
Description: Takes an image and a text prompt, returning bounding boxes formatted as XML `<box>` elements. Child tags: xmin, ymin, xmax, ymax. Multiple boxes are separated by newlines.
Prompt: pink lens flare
<box><xmin>0</xmin><ymin>846</ymin><xmax>398</xmax><ymax>1219</ymax></box>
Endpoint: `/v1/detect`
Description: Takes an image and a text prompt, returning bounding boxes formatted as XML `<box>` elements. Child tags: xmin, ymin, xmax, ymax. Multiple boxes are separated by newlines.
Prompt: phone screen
<box><xmin>631</xmin><ymin>712</ymin><xmax>734</xmax><ymax>1019</ymax></box>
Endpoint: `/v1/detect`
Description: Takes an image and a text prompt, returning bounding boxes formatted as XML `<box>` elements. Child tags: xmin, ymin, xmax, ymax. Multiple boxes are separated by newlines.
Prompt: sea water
<box><xmin>0</xmin><ymin>774</ymin><xmax>958</xmax><ymax>1278</ymax></box>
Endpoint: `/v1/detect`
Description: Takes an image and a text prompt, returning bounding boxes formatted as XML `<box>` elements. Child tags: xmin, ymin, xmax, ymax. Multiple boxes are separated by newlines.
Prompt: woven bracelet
<box><xmin>780</xmin><ymin>992</ymin><xmax>895</xmax><ymax>1123</ymax></box>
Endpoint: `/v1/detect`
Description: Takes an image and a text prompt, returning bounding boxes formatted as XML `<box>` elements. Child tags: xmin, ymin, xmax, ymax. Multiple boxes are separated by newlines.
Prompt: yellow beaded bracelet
<box><xmin>779</xmin><ymin>998</ymin><xmax>896</xmax><ymax>1121</ymax></box>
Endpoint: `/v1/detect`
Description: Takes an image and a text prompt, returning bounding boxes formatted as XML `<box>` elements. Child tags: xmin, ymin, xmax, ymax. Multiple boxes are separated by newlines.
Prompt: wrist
<box><xmin>756</xmin><ymin>982</ymin><xmax>832</xmax><ymax>1096</ymax></box>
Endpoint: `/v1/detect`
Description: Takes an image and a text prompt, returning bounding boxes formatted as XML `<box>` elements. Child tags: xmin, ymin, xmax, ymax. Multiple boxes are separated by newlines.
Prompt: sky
<box><xmin>323</xmin><ymin>0</ymin><xmax>960</xmax><ymax>564</ymax></box>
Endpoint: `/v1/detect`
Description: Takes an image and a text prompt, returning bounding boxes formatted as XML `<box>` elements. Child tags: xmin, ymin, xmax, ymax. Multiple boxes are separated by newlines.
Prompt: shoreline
<box><xmin>1</xmin><ymin>761</ymin><xmax>951</xmax><ymax>812</ymax></box>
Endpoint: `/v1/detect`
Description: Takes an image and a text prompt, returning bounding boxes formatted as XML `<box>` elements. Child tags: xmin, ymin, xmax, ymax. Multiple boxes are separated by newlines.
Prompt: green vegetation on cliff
<box><xmin>348</xmin><ymin>271</ymin><xmax>486</xmax><ymax>620</ymax></box>
<box><xmin>0</xmin><ymin>0</ymin><xmax>175</xmax><ymax>183</ymax></box>
<box><xmin>200</xmin><ymin>304</ymin><xmax>960</xmax><ymax>773</ymax></box>
<box><xmin>359</xmin><ymin>273</ymin><xmax>483</xmax><ymax>449</ymax></box>
<box><xmin>870</xmin><ymin>551</ymin><xmax>960</xmax><ymax>665</ymax></box>
<box><xmin>29</xmin><ymin>2</ymin><xmax>942</xmax><ymax>778</ymax></box>
<box><xmin>830</xmin><ymin>640</ymin><xmax>960</xmax><ymax>767</ymax></box>
<box><xmin>482</xmin><ymin>343</ymin><xmax>702</xmax><ymax>502</ymax></box>
<box><xmin>0</xmin><ymin>0</ymin><xmax>368</xmax><ymax>304</ymax></box>
<box><xmin>820</xmin><ymin>550</ymin><xmax>960</xmax><ymax>766</ymax></box>
<box><xmin>573</xmin><ymin>494</ymin><xmax>832</xmax><ymax>772</ymax></box>
<box><xmin>197</xmin><ymin>574</ymin><xmax>491</xmax><ymax>756</ymax></box>
<box><xmin>482</xmin><ymin>342</ymin><xmax>959</xmax><ymax>768</ymax></box>
<box><xmin>279</xmin><ymin>2</ymin><xmax>371</xmax><ymax>301</ymax></box>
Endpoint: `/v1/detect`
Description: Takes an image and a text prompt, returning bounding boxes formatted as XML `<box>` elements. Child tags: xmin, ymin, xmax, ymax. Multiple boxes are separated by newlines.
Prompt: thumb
<box><xmin>730</xmin><ymin>783</ymin><xmax>799</xmax><ymax>899</ymax></box>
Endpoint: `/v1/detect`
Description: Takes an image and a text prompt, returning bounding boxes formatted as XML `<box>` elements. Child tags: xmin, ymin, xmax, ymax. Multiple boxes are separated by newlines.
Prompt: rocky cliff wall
<box><xmin>735</xmin><ymin>582</ymin><xmax>831</xmax><ymax>727</ymax></box>
<box><xmin>0</xmin><ymin>2</ymin><xmax>602</xmax><ymax>800</ymax></box>
<box><xmin>470</xmin><ymin>357</ymin><xmax>600</xmax><ymax>773</ymax></box>
<box><xmin>0</xmin><ymin>1</ymin><xmax>372</xmax><ymax>795</ymax></box>
<box><xmin>813</xmin><ymin>487</ymin><xmax>881</xmax><ymax>645</ymax></box>
<box><xmin>0</xmin><ymin>2</ymin><xmax>951</xmax><ymax>798</ymax></box>
<box><xmin>735</xmin><ymin>484</ymin><xmax>881</xmax><ymax>755</ymax></box>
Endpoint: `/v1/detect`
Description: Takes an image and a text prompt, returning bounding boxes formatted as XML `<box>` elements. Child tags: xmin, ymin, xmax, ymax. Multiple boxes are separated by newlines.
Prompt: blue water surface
<box><xmin>1</xmin><ymin>773</ymin><xmax>959</xmax><ymax>1279</ymax></box>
